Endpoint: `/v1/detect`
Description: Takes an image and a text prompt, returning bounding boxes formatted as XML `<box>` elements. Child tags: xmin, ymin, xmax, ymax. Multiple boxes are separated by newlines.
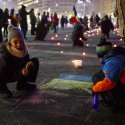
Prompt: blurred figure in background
<box><xmin>99</xmin><ymin>15</ymin><xmax>114</xmax><ymax>39</ymax></box>
<box><xmin>114</xmin><ymin>0</ymin><xmax>125</xmax><ymax>43</ymax></box>
<box><xmin>0</xmin><ymin>8</ymin><xmax>3</xmax><ymax>42</ymax></box>
<box><xmin>3</xmin><ymin>8</ymin><xmax>9</xmax><ymax>37</ymax></box>
<box><xmin>29</xmin><ymin>8</ymin><xmax>36</xmax><ymax>35</ymax></box>
<box><xmin>71</xmin><ymin>22</ymin><xmax>87</xmax><ymax>47</ymax></box>
<box><xmin>19</xmin><ymin>5</ymin><xmax>30</xmax><ymax>39</ymax></box>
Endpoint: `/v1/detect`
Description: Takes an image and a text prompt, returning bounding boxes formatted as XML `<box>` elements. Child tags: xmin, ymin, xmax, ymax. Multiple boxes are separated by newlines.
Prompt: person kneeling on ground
<box><xmin>71</xmin><ymin>22</ymin><xmax>87</xmax><ymax>47</ymax></box>
<box><xmin>0</xmin><ymin>25</ymin><xmax>39</xmax><ymax>98</ymax></box>
<box><xmin>92</xmin><ymin>39</ymin><xmax>125</xmax><ymax>111</ymax></box>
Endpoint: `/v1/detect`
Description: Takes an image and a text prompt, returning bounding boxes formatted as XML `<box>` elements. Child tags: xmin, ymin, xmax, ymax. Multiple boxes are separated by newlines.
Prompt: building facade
<box><xmin>17</xmin><ymin>0</ymin><xmax>116</xmax><ymax>17</ymax></box>
<box><xmin>17</xmin><ymin>0</ymin><xmax>77</xmax><ymax>17</ymax></box>
<box><xmin>0</xmin><ymin>0</ymin><xmax>18</xmax><ymax>12</ymax></box>
<box><xmin>91</xmin><ymin>0</ymin><xmax>116</xmax><ymax>16</ymax></box>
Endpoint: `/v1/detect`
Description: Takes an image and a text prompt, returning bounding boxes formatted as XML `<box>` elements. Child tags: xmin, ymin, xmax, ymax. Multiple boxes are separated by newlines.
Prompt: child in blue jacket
<box><xmin>92</xmin><ymin>38</ymin><xmax>125</xmax><ymax>110</ymax></box>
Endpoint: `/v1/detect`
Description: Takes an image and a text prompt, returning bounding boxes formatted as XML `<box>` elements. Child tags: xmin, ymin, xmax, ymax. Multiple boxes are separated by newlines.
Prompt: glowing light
<box><xmin>86</xmin><ymin>44</ymin><xmax>89</xmax><ymax>46</ymax></box>
<box><xmin>36</xmin><ymin>0</ymin><xmax>38</xmax><ymax>3</ymax></box>
<box><xmin>60</xmin><ymin>51</ymin><xmax>63</xmax><ymax>53</ymax></box>
<box><xmin>66</xmin><ymin>35</ymin><xmax>68</xmax><ymax>37</ymax></box>
<box><xmin>64</xmin><ymin>38</ymin><xmax>67</xmax><ymax>40</ymax></box>
<box><xmin>55</xmin><ymin>34</ymin><xmax>58</xmax><ymax>37</ymax></box>
<box><xmin>82</xmin><ymin>52</ymin><xmax>86</xmax><ymax>55</ymax></box>
<box><xmin>72</xmin><ymin>60</ymin><xmax>83</xmax><ymax>68</ymax></box>
<box><xmin>56</xmin><ymin>3</ymin><xmax>58</xmax><ymax>6</ymax></box>
<box><xmin>120</xmin><ymin>38</ymin><xmax>122</xmax><ymax>41</ymax></box>
<box><xmin>79</xmin><ymin>38</ymin><xmax>82</xmax><ymax>40</ymax></box>
<box><xmin>114</xmin><ymin>44</ymin><xmax>117</xmax><ymax>47</ymax></box>
<box><xmin>57</xmin><ymin>43</ymin><xmax>61</xmax><ymax>45</ymax></box>
<box><xmin>51</xmin><ymin>37</ymin><xmax>54</xmax><ymax>40</ymax></box>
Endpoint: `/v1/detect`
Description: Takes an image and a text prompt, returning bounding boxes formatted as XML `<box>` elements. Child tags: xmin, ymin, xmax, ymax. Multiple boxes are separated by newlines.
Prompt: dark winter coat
<box><xmin>19</xmin><ymin>8</ymin><xmax>29</xmax><ymax>30</ymax></box>
<box><xmin>29</xmin><ymin>11</ymin><xmax>36</xmax><ymax>25</ymax></box>
<box><xmin>0</xmin><ymin>9</ymin><xmax>3</xmax><ymax>28</ymax></box>
<box><xmin>3</xmin><ymin>12</ymin><xmax>9</xmax><ymax>28</ymax></box>
<box><xmin>99</xmin><ymin>17</ymin><xmax>114</xmax><ymax>34</ymax></box>
<box><xmin>71</xmin><ymin>23</ymin><xmax>84</xmax><ymax>46</ymax></box>
<box><xmin>0</xmin><ymin>42</ymin><xmax>30</xmax><ymax>82</ymax></box>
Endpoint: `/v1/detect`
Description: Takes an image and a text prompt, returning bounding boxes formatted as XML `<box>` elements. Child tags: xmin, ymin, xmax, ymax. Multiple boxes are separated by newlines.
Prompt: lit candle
<box><xmin>120</xmin><ymin>38</ymin><xmax>122</xmax><ymax>41</ymax></box>
<box><xmin>82</xmin><ymin>52</ymin><xmax>86</xmax><ymax>55</ymax></box>
<box><xmin>79</xmin><ymin>38</ymin><xmax>82</xmax><ymax>40</ymax></box>
<box><xmin>86</xmin><ymin>44</ymin><xmax>89</xmax><ymax>47</ymax></box>
<box><xmin>72</xmin><ymin>60</ymin><xmax>83</xmax><ymax>68</ymax></box>
<box><xmin>113</xmin><ymin>44</ymin><xmax>117</xmax><ymax>47</ymax></box>
<box><xmin>55</xmin><ymin>34</ymin><xmax>58</xmax><ymax>37</ymax></box>
<box><xmin>51</xmin><ymin>37</ymin><xmax>54</xmax><ymax>40</ymax></box>
<box><xmin>57</xmin><ymin>43</ymin><xmax>61</xmax><ymax>45</ymax></box>
<box><xmin>60</xmin><ymin>51</ymin><xmax>63</xmax><ymax>53</ymax></box>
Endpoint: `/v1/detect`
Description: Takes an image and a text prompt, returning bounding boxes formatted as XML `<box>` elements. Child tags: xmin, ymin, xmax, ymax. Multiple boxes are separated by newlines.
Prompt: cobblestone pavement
<box><xmin>0</xmin><ymin>27</ymin><xmax>125</xmax><ymax>125</ymax></box>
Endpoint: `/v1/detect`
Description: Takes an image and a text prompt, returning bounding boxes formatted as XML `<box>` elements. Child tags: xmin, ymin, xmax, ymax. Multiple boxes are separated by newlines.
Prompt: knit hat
<box><xmin>8</xmin><ymin>25</ymin><xmax>24</xmax><ymax>42</ymax></box>
<box><xmin>96</xmin><ymin>41</ymin><xmax>112</xmax><ymax>58</ymax></box>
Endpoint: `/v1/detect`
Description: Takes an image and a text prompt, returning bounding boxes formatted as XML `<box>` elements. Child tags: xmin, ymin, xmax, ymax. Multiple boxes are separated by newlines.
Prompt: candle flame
<box><xmin>57</xmin><ymin>43</ymin><xmax>61</xmax><ymax>45</ymax></box>
<box><xmin>114</xmin><ymin>44</ymin><xmax>117</xmax><ymax>47</ymax></box>
<box><xmin>82</xmin><ymin>52</ymin><xmax>86</xmax><ymax>55</ymax></box>
<box><xmin>51</xmin><ymin>37</ymin><xmax>54</xmax><ymax>40</ymax></box>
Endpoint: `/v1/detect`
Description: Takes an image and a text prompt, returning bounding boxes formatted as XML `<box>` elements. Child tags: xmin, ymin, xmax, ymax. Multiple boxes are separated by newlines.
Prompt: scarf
<box><xmin>6</xmin><ymin>42</ymin><xmax>28</xmax><ymax>58</ymax></box>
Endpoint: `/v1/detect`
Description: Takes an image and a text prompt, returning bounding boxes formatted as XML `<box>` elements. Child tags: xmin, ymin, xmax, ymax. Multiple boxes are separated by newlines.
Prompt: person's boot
<box><xmin>16</xmin><ymin>82</ymin><xmax>36</xmax><ymax>91</ymax></box>
<box><xmin>0</xmin><ymin>84</ymin><xmax>13</xmax><ymax>98</ymax></box>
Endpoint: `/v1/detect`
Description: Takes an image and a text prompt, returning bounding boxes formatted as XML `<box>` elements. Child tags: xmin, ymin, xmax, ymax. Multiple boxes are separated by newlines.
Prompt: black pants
<box><xmin>31</xmin><ymin>23</ymin><xmax>36</xmax><ymax>35</ymax></box>
<box><xmin>92</xmin><ymin>70</ymin><xmax>125</xmax><ymax>107</ymax></box>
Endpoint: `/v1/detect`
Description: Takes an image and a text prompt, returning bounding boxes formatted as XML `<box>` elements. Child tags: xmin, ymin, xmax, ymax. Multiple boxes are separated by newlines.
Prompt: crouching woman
<box><xmin>0</xmin><ymin>25</ymin><xmax>39</xmax><ymax>98</ymax></box>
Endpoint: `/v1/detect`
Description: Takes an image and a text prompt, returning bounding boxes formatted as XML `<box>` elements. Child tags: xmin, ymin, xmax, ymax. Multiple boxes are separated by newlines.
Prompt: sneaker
<box><xmin>0</xmin><ymin>84</ymin><xmax>13</xmax><ymax>98</ymax></box>
<box><xmin>16</xmin><ymin>82</ymin><xmax>36</xmax><ymax>91</ymax></box>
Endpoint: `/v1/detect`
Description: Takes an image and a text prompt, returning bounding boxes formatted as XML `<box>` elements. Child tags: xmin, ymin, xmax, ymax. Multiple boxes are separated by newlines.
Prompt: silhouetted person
<box><xmin>29</xmin><ymin>8</ymin><xmax>36</xmax><ymax>35</ymax></box>
<box><xmin>3</xmin><ymin>8</ymin><xmax>9</xmax><ymax>37</ymax></box>
<box><xmin>0</xmin><ymin>8</ymin><xmax>3</xmax><ymax>42</ymax></box>
<box><xmin>19</xmin><ymin>5</ymin><xmax>30</xmax><ymax>39</ymax></box>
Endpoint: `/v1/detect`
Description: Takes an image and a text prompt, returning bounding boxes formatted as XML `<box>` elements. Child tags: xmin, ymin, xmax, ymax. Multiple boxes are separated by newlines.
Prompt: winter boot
<box><xmin>0</xmin><ymin>84</ymin><xmax>13</xmax><ymax>98</ymax></box>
